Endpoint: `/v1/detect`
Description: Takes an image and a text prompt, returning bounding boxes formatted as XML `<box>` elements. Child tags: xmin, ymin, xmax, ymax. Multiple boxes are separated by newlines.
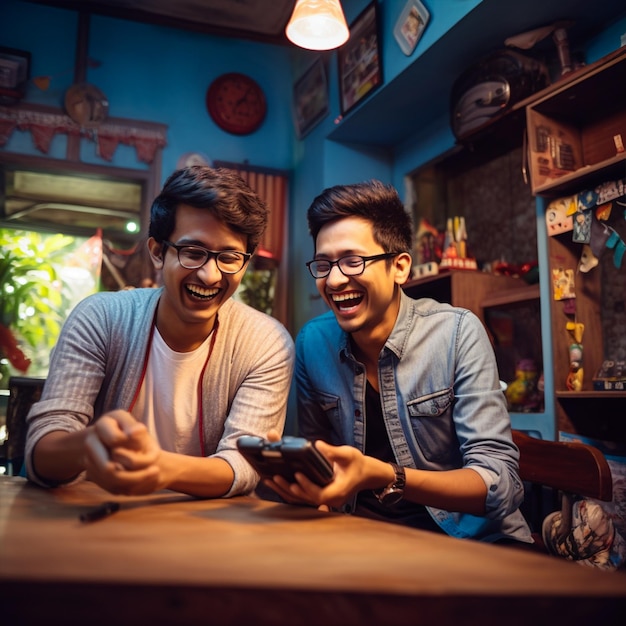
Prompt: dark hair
<box><xmin>149</xmin><ymin>166</ymin><xmax>267</xmax><ymax>254</ymax></box>
<box><xmin>307</xmin><ymin>180</ymin><xmax>413</xmax><ymax>253</ymax></box>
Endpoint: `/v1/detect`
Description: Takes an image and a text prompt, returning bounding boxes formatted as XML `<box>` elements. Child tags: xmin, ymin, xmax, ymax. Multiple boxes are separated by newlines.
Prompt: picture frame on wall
<box><xmin>0</xmin><ymin>46</ymin><xmax>30</xmax><ymax>90</ymax></box>
<box><xmin>337</xmin><ymin>1</ymin><xmax>383</xmax><ymax>116</ymax></box>
<box><xmin>393</xmin><ymin>0</ymin><xmax>430</xmax><ymax>56</ymax></box>
<box><xmin>293</xmin><ymin>57</ymin><xmax>329</xmax><ymax>139</ymax></box>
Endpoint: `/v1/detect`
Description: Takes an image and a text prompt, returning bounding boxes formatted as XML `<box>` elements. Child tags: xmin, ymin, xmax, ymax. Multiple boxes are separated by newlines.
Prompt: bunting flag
<box><xmin>0</xmin><ymin>118</ymin><xmax>17</xmax><ymax>145</ymax></box>
<box><xmin>0</xmin><ymin>105</ymin><xmax>167</xmax><ymax>164</ymax></box>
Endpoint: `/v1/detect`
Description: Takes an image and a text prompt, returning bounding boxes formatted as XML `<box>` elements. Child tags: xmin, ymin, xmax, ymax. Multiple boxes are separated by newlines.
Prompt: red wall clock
<box><xmin>206</xmin><ymin>73</ymin><xmax>267</xmax><ymax>135</ymax></box>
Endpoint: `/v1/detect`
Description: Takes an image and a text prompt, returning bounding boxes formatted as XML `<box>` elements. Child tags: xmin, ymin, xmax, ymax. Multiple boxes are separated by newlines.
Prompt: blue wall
<box><xmin>2</xmin><ymin>0</ymin><xmax>626</xmax><ymax>337</ymax></box>
<box><xmin>289</xmin><ymin>0</ymin><xmax>482</xmax><ymax>331</ymax></box>
<box><xmin>1</xmin><ymin>0</ymin><xmax>484</xmax><ymax>334</ymax></box>
<box><xmin>1</xmin><ymin>0</ymin><xmax>295</xmax><ymax>175</ymax></box>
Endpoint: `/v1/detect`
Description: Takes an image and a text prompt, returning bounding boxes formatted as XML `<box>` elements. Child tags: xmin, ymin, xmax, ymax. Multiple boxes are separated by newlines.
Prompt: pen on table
<box><xmin>79</xmin><ymin>501</ymin><xmax>120</xmax><ymax>523</ymax></box>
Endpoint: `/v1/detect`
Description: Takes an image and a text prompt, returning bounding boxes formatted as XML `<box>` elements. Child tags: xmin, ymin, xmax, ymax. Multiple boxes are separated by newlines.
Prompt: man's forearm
<box><xmin>32</xmin><ymin>429</ymin><xmax>89</xmax><ymax>483</ymax></box>
<box><xmin>403</xmin><ymin>467</ymin><xmax>488</xmax><ymax>516</ymax></box>
<box><xmin>158</xmin><ymin>452</ymin><xmax>235</xmax><ymax>498</ymax></box>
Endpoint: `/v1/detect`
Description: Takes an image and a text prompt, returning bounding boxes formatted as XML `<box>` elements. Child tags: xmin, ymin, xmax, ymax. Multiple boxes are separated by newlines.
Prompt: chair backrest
<box><xmin>512</xmin><ymin>430</ymin><xmax>613</xmax><ymax>502</ymax></box>
<box><xmin>4</xmin><ymin>376</ymin><xmax>46</xmax><ymax>476</ymax></box>
<box><xmin>513</xmin><ymin>428</ymin><xmax>615</xmax><ymax>552</ymax></box>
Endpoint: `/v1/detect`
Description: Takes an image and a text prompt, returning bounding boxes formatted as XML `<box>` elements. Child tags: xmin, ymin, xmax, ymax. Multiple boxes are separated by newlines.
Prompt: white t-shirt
<box><xmin>132</xmin><ymin>328</ymin><xmax>213</xmax><ymax>456</ymax></box>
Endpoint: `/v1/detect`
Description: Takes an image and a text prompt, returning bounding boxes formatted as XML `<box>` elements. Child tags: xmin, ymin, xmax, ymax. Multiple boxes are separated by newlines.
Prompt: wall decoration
<box><xmin>293</xmin><ymin>57</ymin><xmax>329</xmax><ymax>139</ymax></box>
<box><xmin>64</xmin><ymin>83</ymin><xmax>109</xmax><ymax>128</ymax></box>
<box><xmin>176</xmin><ymin>152</ymin><xmax>212</xmax><ymax>169</ymax></box>
<box><xmin>0</xmin><ymin>47</ymin><xmax>31</xmax><ymax>104</ymax></box>
<box><xmin>393</xmin><ymin>0</ymin><xmax>430</xmax><ymax>56</ymax></box>
<box><xmin>206</xmin><ymin>73</ymin><xmax>267</xmax><ymax>135</ymax></box>
<box><xmin>0</xmin><ymin>105</ymin><xmax>167</xmax><ymax>163</ymax></box>
<box><xmin>337</xmin><ymin>1</ymin><xmax>383</xmax><ymax>115</ymax></box>
<box><xmin>0</xmin><ymin>47</ymin><xmax>30</xmax><ymax>90</ymax></box>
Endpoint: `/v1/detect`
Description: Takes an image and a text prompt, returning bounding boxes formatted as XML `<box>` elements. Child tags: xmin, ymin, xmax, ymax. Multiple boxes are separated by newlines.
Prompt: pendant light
<box><xmin>286</xmin><ymin>0</ymin><xmax>350</xmax><ymax>51</ymax></box>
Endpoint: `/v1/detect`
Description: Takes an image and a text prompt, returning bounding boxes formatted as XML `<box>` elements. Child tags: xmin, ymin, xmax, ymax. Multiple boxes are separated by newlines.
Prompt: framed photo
<box><xmin>293</xmin><ymin>57</ymin><xmax>329</xmax><ymax>139</ymax></box>
<box><xmin>0</xmin><ymin>46</ymin><xmax>30</xmax><ymax>90</ymax></box>
<box><xmin>393</xmin><ymin>0</ymin><xmax>430</xmax><ymax>56</ymax></box>
<box><xmin>337</xmin><ymin>1</ymin><xmax>383</xmax><ymax>116</ymax></box>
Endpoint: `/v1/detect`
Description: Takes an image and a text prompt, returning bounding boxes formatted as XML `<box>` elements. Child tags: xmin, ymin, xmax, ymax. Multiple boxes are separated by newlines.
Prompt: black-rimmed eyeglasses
<box><xmin>306</xmin><ymin>253</ymin><xmax>397</xmax><ymax>279</ymax></box>
<box><xmin>163</xmin><ymin>241</ymin><xmax>251</xmax><ymax>274</ymax></box>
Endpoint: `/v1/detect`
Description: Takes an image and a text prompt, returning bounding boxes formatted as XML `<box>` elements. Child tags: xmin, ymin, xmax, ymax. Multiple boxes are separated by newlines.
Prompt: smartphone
<box><xmin>236</xmin><ymin>435</ymin><xmax>334</xmax><ymax>486</ymax></box>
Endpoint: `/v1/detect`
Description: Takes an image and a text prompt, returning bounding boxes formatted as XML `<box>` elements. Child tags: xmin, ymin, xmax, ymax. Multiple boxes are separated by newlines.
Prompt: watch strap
<box><xmin>374</xmin><ymin>462</ymin><xmax>406</xmax><ymax>505</ymax></box>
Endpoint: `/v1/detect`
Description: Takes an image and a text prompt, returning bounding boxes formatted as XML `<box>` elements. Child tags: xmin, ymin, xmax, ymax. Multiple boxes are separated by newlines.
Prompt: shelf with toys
<box><xmin>404</xmin><ymin>214</ymin><xmax>539</xmax><ymax>329</ymax></box>
<box><xmin>406</xmin><ymin>147</ymin><xmax>547</xmax><ymax>436</ymax></box>
<box><xmin>544</xmin><ymin>209</ymin><xmax>626</xmax><ymax>442</ymax></box>
<box><xmin>403</xmin><ymin>207</ymin><xmax>546</xmax><ymax>431</ymax></box>
<box><xmin>530</xmin><ymin>47</ymin><xmax>626</xmax><ymax>442</ymax></box>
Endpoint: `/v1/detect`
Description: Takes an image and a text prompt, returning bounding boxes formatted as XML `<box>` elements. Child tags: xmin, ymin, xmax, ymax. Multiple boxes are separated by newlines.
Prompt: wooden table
<box><xmin>1</xmin><ymin>477</ymin><xmax>624</xmax><ymax>625</ymax></box>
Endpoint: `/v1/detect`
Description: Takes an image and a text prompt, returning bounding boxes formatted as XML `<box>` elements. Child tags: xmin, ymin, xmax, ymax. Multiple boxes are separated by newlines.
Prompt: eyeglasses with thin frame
<box><xmin>163</xmin><ymin>241</ymin><xmax>251</xmax><ymax>274</ymax></box>
<box><xmin>306</xmin><ymin>253</ymin><xmax>398</xmax><ymax>279</ymax></box>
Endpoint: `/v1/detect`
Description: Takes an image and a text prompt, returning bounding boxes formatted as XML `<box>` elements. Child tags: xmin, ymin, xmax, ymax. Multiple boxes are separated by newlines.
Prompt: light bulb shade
<box><xmin>286</xmin><ymin>0</ymin><xmax>349</xmax><ymax>51</ymax></box>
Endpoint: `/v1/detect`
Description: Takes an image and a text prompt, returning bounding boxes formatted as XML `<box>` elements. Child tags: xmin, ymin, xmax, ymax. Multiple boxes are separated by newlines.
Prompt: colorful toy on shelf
<box><xmin>546</xmin><ymin>177</ymin><xmax>626</xmax><ymax>271</ymax></box>
<box><xmin>566</xmin><ymin>321</ymin><xmax>585</xmax><ymax>391</ymax></box>
<box><xmin>412</xmin><ymin>218</ymin><xmax>443</xmax><ymax>279</ymax></box>
<box><xmin>412</xmin><ymin>261</ymin><xmax>439</xmax><ymax>279</ymax></box>
<box><xmin>545</xmin><ymin>195</ymin><xmax>574</xmax><ymax>236</ymax></box>
<box><xmin>552</xmin><ymin>267</ymin><xmax>576</xmax><ymax>300</ymax></box>
<box><xmin>414</xmin><ymin>218</ymin><xmax>442</xmax><ymax>265</ymax></box>
<box><xmin>578</xmin><ymin>244</ymin><xmax>599</xmax><ymax>273</ymax></box>
<box><xmin>439</xmin><ymin>216</ymin><xmax>477</xmax><ymax>270</ymax></box>
<box><xmin>572</xmin><ymin>206</ymin><xmax>592</xmax><ymax>244</ymax></box>
<box><xmin>505</xmin><ymin>358</ymin><xmax>540</xmax><ymax>411</ymax></box>
<box><xmin>593</xmin><ymin>360</ymin><xmax>626</xmax><ymax>391</ymax></box>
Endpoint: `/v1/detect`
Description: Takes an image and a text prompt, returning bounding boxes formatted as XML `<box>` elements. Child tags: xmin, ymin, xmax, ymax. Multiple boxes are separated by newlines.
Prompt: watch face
<box><xmin>206</xmin><ymin>73</ymin><xmax>267</xmax><ymax>135</ymax></box>
<box><xmin>380</xmin><ymin>489</ymin><xmax>404</xmax><ymax>506</ymax></box>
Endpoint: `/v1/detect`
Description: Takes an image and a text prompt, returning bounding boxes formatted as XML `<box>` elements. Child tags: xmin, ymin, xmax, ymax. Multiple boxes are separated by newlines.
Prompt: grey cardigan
<box><xmin>25</xmin><ymin>287</ymin><xmax>295</xmax><ymax>495</ymax></box>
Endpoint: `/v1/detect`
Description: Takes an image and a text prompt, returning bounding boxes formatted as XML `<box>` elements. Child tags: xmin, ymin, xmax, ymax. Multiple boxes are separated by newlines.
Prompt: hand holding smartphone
<box><xmin>236</xmin><ymin>435</ymin><xmax>334</xmax><ymax>486</ymax></box>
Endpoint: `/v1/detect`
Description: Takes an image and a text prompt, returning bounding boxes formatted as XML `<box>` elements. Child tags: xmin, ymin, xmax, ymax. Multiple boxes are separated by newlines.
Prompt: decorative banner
<box><xmin>0</xmin><ymin>105</ymin><xmax>167</xmax><ymax>164</ymax></box>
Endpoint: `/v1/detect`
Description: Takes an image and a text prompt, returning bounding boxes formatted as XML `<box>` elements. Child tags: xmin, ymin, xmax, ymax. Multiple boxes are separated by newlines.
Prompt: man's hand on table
<box><xmin>84</xmin><ymin>409</ymin><xmax>164</xmax><ymax>496</ymax></box>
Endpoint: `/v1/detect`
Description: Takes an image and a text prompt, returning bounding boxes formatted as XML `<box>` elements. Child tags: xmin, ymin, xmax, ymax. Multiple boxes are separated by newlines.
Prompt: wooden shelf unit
<box><xmin>403</xmin><ymin>270</ymin><xmax>530</xmax><ymax>325</ymax></box>
<box><xmin>402</xmin><ymin>50</ymin><xmax>626</xmax><ymax>442</ymax></box>
<box><xmin>532</xmin><ymin>153</ymin><xmax>626</xmax><ymax>197</ymax></box>
<box><xmin>481</xmin><ymin>284</ymin><xmax>540</xmax><ymax>310</ymax></box>
<box><xmin>526</xmin><ymin>47</ymin><xmax>626</xmax><ymax>197</ymax></box>
<box><xmin>403</xmin><ymin>271</ymin><xmax>544</xmax><ymax>423</ymax></box>
<box><xmin>534</xmin><ymin>49</ymin><xmax>626</xmax><ymax>443</ymax></box>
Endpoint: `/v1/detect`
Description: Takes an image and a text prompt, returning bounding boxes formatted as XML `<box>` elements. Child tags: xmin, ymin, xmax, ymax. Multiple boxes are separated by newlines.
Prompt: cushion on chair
<box><xmin>542</xmin><ymin>499</ymin><xmax>625</xmax><ymax>571</ymax></box>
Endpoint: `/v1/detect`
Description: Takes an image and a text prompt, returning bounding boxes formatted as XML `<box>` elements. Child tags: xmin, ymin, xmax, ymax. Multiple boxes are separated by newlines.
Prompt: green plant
<box><xmin>238</xmin><ymin>268</ymin><xmax>276</xmax><ymax>316</ymax></box>
<box><xmin>0</xmin><ymin>229</ymin><xmax>75</xmax><ymax>387</ymax></box>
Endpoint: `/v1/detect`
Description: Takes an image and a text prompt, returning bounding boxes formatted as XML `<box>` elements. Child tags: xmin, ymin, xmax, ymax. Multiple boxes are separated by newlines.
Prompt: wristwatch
<box><xmin>374</xmin><ymin>462</ymin><xmax>406</xmax><ymax>506</ymax></box>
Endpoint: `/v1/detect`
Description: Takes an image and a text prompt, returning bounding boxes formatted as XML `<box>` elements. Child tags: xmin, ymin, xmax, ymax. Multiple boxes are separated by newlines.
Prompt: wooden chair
<box><xmin>2</xmin><ymin>376</ymin><xmax>46</xmax><ymax>476</ymax></box>
<box><xmin>512</xmin><ymin>429</ymin><xmax>613</xmax><ymax>553</ymax></box>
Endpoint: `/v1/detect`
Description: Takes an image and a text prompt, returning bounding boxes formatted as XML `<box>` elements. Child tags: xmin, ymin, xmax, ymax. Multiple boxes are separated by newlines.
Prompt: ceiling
<box><xmin>27</xmin><ymin>0</ymin><xmax>297</xmax><ymax>44</ymax></box>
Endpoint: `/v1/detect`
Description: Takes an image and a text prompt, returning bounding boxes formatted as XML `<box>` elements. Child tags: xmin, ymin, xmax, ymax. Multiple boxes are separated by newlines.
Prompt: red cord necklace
<box><xmin>128</xmin><ymin>310</ymin><xmax>219</xmax><ymax>456</ymax></box>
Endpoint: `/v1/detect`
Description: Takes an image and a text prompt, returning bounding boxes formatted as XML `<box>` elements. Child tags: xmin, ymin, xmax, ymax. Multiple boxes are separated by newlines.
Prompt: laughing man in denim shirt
<box><xmin>267</xmin><ymin>180</ymin><xmax>532</xmax><ymax>544</ymax></box>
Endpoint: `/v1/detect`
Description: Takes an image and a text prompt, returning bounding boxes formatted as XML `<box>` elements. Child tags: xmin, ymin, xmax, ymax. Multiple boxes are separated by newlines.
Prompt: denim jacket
<box><xmin>296</xmin><ymin>291</ymin><xmax>532</xmax><ymax>543</ymax></box>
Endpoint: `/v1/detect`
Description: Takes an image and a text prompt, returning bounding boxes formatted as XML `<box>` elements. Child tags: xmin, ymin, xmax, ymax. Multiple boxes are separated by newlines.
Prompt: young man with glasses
<box><xmin>25</xmin><ymin>166</ymin><xmax>294</xmax><ymax>498</ymax></box>
<box><xmin>267</xmin><ymin>180</ymin><xmax>532</xmax><ymax>544</ymax></box>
